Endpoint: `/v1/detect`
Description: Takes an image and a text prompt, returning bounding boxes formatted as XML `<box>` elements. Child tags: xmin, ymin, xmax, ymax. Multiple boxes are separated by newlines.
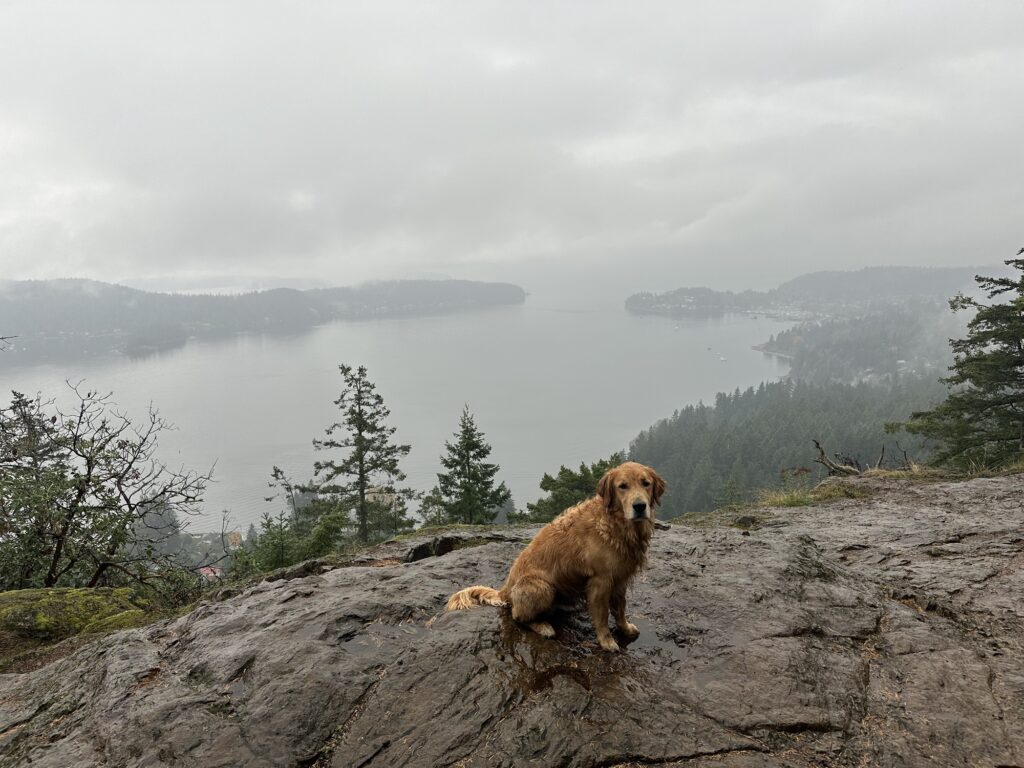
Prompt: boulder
<box><xmin>2</xmin><ymin>474</ymin><xmax>1023</xmax><ymax>767</ymax></box>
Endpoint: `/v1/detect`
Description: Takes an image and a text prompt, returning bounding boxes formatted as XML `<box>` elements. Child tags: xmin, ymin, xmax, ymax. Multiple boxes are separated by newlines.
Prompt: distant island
<box><xmin>625</xmin><ymin>265</ymin><xmax>992</xmax><ymax>319</ymax></box>
<box><xmin>0</xmin><ymin>278</ymin><xmax>526</xmax><ymax>362</ymax></box>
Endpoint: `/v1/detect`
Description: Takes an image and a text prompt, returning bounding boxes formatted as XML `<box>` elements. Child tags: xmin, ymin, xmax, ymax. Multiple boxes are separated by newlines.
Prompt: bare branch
<box><xmin>812</xmin><ymin>439</ymin><xmax>863</xmax><ymax>476</ymax></box>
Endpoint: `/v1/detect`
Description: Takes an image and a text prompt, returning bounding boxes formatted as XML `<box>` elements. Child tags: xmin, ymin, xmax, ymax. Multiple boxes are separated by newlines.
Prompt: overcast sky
<box><xmin>1</xmin><ymin>1</ymin><xmax>1022</xmax><ymax>294</ymax></box>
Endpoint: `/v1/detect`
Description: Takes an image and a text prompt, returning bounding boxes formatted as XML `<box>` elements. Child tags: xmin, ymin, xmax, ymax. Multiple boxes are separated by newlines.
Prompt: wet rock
<box><xmin>2</xmin><ymin>474</ymin><xmax>1024</xmax><ymax>767</ymax></box>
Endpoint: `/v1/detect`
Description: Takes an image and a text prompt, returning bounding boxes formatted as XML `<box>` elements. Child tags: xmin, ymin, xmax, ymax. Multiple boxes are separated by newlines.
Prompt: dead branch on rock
<box><xmin>813</xmin><ymin>440</ymin><xmax>864</xmax><ymax>476</ymax></box>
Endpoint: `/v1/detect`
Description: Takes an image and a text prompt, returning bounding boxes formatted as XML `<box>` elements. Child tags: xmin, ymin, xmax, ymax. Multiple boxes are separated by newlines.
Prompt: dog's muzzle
<box><xmin>631</xmin><ymin>501</ymin><xmax>649</xmax><ymax>520</ymax></box>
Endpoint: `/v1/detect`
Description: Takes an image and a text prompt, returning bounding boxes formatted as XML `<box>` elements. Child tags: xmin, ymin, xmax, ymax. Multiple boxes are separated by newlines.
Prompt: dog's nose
<box><xmin>632</xmin><ymin>501</ymin><xmax>648</xmax><ymax>516</ymax></box>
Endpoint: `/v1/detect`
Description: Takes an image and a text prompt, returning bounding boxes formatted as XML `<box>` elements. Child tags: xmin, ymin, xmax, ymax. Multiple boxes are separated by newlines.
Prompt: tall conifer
<box><xmin>436</xmin><ymin>406</ymin><xmax>511</xmax><ymax>524</ymax></box>
<box><xmin>900</xmin><ymin>255</ymin><xmax>1024</xmax><ymax>468</ymax></box>
<box><xmin>313</xmin><ymin>364</ymin><xmax>413</xmax><ymax>542</ymax></box>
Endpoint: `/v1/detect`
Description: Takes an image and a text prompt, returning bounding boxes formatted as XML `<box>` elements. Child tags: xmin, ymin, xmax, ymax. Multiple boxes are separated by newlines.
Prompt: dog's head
<box><xmin>597</xmin><ymin>462</ymin><xmax>666</xmax><ymax>522</ymax></box>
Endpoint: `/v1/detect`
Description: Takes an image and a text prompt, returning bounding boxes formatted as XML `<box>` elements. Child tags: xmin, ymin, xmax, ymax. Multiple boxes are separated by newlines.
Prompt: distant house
<box><xmin>198</xmin><ymin>566</ymin><xmax>224</xmax><ymax>582</ymax></box>
<box><xmin>367</xmin><ymin>486</ymin><xmax>402</xmax><ymax>514</ymax></box>
<box><xmin>225</xmin><ymin>531</ymin><xmax>243</xmax><ymax>550</ymax></box>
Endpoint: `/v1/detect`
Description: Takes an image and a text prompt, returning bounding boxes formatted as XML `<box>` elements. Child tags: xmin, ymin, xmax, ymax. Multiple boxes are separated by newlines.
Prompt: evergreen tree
<box><xmin>436</xmin><ymin>406</ymin><xmax>511</xmax><ymax>524</ymax></box>
<box><xmin>511</xmin><ymin>453</ymin><xmax>625</xmax><ymax>523</ymax></box>
<box><xmin>418</xmin><ymin>485</ymin><xmax>448</xmax><ymax>527</ymax></box>
<box><xmin>233</xmin><ymin>512</ymin><xmax>301</xmax><ymax>574</ymax></box>
<box><xmin>312</xmin><ymin>364</ymin><xmax>413</xmax><ymax>542</ymax></box>
<box><xmin>897</xmin><ymin>255</ymin><xmax>1024</xmax><ymax>468</ymax></box>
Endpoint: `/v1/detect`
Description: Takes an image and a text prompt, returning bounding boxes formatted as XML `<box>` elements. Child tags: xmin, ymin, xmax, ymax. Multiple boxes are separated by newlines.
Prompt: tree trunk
<box><xmin>358</xmin><ymin>455</ymin><xmax>367</xmax><ymax>542</ymax></box>
<box><xmin>87</xmin><ymin>562</ymin><xmax>109</xmax><ymax>588</ymax></box>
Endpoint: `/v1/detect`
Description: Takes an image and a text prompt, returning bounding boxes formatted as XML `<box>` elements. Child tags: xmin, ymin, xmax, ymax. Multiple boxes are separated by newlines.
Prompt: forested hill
<box><xmin>0</xmin><ymin>278</ymin><xmax>526</xmax><ymax>359</ymax></box>
<box><xmin>625</xmin><ymin>265</ymin><xmax>991</xmax><ymax>317</ymax></box>
<box><xmin>629</xmin><ymin>376</ymin><xmax>947</xmax><ymax>517</ymax></box>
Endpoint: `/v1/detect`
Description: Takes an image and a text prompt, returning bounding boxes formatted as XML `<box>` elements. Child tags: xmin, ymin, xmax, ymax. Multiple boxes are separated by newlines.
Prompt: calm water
<box><xmin>1</xmin><ymin>292</ymin><xmax>790</xmax><ymax>530</ymax></box>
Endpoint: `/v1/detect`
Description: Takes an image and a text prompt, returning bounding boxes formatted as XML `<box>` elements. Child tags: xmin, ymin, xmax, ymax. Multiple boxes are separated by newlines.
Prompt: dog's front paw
<box><xmin>620</xmin><ymin>622</ymin><xmax>640</xmax><ymax>639</ymax></box>
<box><xmin>598</xmin><ymin>636</ymin><xmax>621</xmax><ymax>653</ymax></box>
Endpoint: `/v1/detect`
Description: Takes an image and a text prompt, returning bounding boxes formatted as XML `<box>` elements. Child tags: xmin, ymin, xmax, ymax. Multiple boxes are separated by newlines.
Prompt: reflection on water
<box><xmin>0</xmin><ymin>295</ymin><xmax>790</xmax><ymax>530</ymax></box>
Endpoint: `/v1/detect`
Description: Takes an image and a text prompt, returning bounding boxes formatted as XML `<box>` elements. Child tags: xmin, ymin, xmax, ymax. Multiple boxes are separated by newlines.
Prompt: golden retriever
<box><xmin>446</xmin><ymin>461</ymin><xmax>665</xmax><ymax>651</ymax></box>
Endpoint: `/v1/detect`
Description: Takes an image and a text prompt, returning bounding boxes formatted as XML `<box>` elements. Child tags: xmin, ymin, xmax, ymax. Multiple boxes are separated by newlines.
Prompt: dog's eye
<box><xmin>618</xmin><ymin>483</ymin><xmax>628</xmax><ymax>490</ymax></box>
<box><xmin>641</xmin><ymin>479</ymin><xmax>651</xmax><ymax>487</ymax></box>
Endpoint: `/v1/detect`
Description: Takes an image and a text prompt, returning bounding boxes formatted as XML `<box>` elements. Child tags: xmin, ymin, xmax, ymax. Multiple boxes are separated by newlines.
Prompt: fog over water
<box><xmin>1</xmin><ymin>287</ymin><xmax>789</xmax><ymax>530</ymax></box>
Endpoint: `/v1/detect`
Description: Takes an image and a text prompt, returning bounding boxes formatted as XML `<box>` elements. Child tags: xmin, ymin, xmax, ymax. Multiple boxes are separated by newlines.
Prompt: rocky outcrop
<box><xmin>2</xmin><ymin>474</ymin><xmax>1023</xmax><ymax>767</ymax></box>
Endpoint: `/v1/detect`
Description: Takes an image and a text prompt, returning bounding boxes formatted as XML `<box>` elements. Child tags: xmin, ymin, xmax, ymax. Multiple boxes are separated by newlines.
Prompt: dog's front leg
<box><xmin>611</xmin><ymin>585</ymin><xmax>639</xmax><ymax>640</ymax></box>
<box><xmin>586</xmin><ymin>577</ymin><xmax>619</xmax><ymax>652</ymax></box>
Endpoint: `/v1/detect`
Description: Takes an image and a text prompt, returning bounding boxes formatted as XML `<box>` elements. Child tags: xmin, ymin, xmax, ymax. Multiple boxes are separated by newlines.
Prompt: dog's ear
<box><xmin>597</xmin><ymin>469</ymin><xmax>618</xmax><ymax>511</ymax></box>
<box><xmin>650</xmin><ymin>469</ymin><xmax>666</xmax><ymax>507</ymax></box>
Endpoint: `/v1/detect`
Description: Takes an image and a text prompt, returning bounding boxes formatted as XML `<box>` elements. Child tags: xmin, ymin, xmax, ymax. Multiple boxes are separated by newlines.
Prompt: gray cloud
<box><xmin>1</xmin><ymin>1</ymin><xmax>1022</xmax><ymax>292</ymax></box>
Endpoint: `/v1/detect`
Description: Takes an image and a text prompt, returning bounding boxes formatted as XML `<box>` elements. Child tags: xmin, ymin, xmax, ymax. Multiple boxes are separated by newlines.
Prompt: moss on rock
<box><xmin>82</xmin><ymin>609</ymin><xmax>151</xmax><ymax>634</ymax></box>
<box><xmin>0</xmin><ymin>587</ymin><xmax>148</xmax><ymax>642</ymax></box>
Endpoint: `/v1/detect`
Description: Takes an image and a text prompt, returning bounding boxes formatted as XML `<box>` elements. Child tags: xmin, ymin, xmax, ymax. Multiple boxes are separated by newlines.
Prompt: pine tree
<box><xmin>312</xmin><ymin>364</ymin><xmax>413</xmax><ymax>542</ymax></box>
<box><xmin>436</xmin><ymin>406</ymin><xmax>511</xmax><ymax>525</ymax></box>
<box><xmin>898</xmin><ymin>255</ymin><xmax>1024</xmax><ymax>468</ymax></box>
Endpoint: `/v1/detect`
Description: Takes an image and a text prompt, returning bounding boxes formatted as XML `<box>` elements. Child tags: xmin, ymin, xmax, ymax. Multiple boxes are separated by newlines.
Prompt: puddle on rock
<box><xmin>493</xmin><ymin>608</ymin><xmax>684</xmax><ymax>698</ymax></box>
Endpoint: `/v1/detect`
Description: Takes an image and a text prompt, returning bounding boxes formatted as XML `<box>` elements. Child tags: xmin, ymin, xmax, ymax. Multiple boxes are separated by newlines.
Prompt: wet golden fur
<box><xmin>446</xmin><ymin>461</ymin><xmax>666</xmax><ymax>651</ymax></box>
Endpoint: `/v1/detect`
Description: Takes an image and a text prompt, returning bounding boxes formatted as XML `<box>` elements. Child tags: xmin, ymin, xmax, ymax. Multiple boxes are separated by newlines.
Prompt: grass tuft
<box><xmin>862</xmin><ymin>462</ymin><xmax>946</xmax><ymax>481</ymax></box>
<box><xmin>757</xmin><ymin>479</ymin><xmax>870</xmax><ymax>508</ymax></box>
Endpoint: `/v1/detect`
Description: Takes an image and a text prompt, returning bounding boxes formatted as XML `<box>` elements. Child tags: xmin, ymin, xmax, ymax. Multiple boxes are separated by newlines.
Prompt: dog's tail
<box><xmin>446</xmin><ymin>585</ymin><xmax>506</xmax><ymax>611</ymax></box>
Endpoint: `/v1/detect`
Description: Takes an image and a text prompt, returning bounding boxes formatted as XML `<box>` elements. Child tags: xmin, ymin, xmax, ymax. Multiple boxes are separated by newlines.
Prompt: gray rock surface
<box><xmin>2</xmin><ymin>474</ymin><xmax>1023</xmax><ymax>767</ymax></box>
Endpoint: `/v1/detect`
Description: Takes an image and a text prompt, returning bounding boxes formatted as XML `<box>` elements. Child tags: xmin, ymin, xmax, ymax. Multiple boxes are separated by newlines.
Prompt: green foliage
<box><xmin>265</xmin><ymin>465</ymin><xmax>353</xmax><ymax>540</ymax></box>
<box><xmin>418</xmin><ymin>485</ymin><xmax>449</xmax><ymax>527</ymax></box>
<box><xmin>435</xmin><ymin>406</ymin><xmax>511</xmax><ymax>525</ymax></box>
<box><xmin>511</xmin><ymin>453</ymin><xmax>625</xmax><ymax>523</ymax></box>
<box><xmin>228</xmin><ymin>503</ymin><xmax>363</xmax><ymax>579</ymax></box>
<box><xmin>366</xmin><ymin>492</ymin><xmax>416</xmax><ymax>540</ymax></box>
<box><xmin>895</xmin><ymin>257</ymin><xmax>1024</xmax><ymax>469</ymax></box>
<box><xmin>630</xmin><ymin>376</ymin><xmax>946</xmax><ymax>518</ymax></box>
<box><xmin>135</xmin><ymin>566</ymin><xmax>206</xmax><ymax>610</ymax></box>
<box><xmin>0</xmin><ymin>386</ymin><xmax>210</xmax><ymax>591</ymax></box>
<box><xmin>229</xmin><ymin>512</ymin><xmax>303</xmax><ymax>577</ymax></box>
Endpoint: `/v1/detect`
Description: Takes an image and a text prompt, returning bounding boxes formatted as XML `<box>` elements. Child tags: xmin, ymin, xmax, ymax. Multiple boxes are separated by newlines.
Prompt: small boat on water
<box><xmin>719</xmin><ymin>356</ymin><xmax>728</xmax><ymax>361</ymax></box>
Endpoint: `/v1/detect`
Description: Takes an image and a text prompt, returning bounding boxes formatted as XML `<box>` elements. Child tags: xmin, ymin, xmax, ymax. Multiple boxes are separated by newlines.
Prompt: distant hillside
<box><xmin>629</xmin><ymin>375</ymin><xmax>946</xmax><ymax>516</ymax></box>
<box><xmin>755</xmin><ymin>299</ymin><xmax>968</xmax><ymax>384</ymax></box>
<box><xmin>0</xmin><ymin>278</ymin><xmax>526</xmax><ymax>361</ymax></box>
<box><xmin>625</xmin><ymin>265</ymin><xmax>995</xmax><ymax>318</ymax></box>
